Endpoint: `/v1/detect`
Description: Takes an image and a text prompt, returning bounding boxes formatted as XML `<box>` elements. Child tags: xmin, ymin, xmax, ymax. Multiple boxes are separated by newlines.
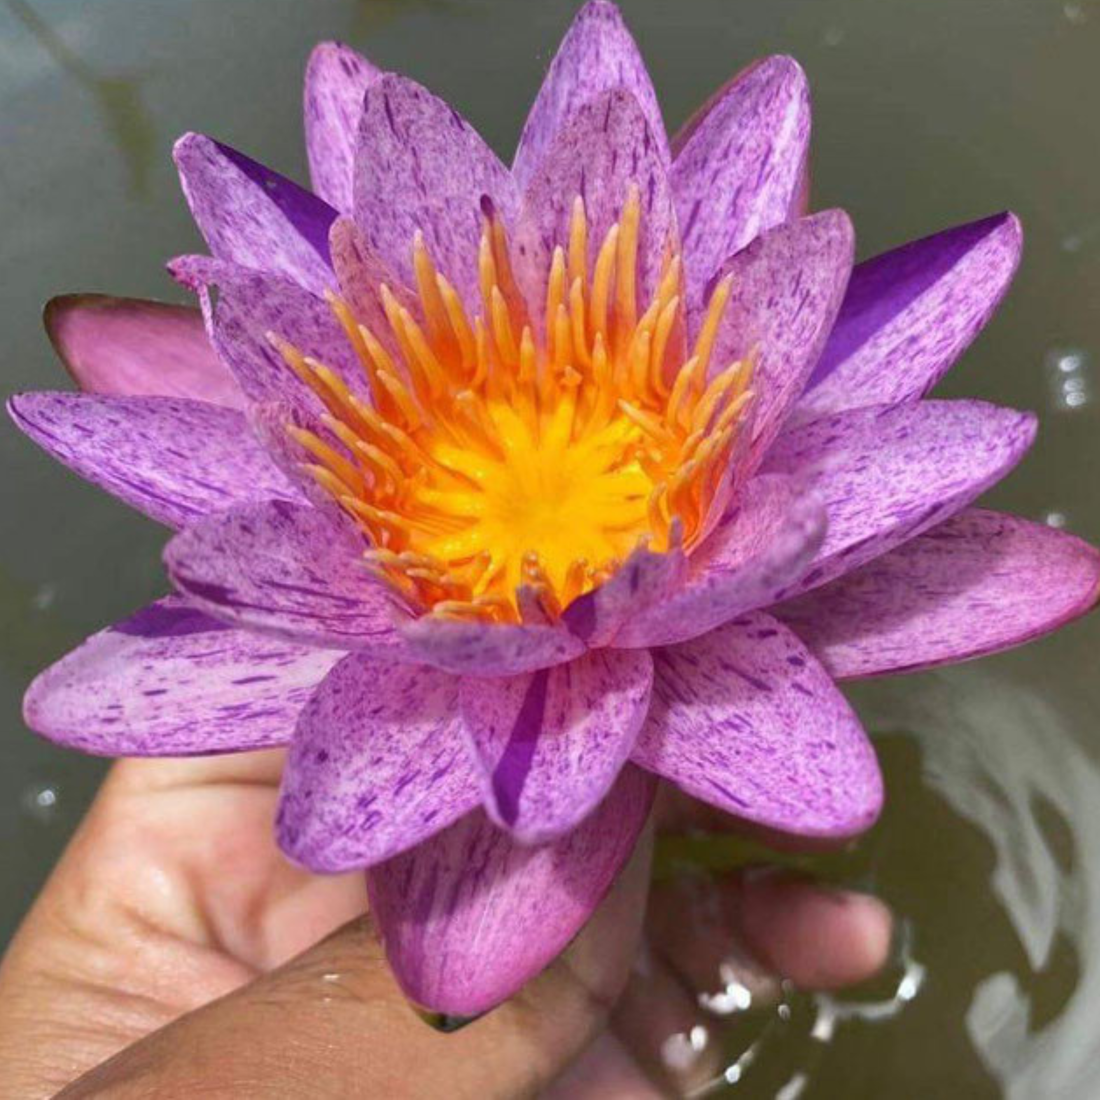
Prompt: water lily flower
<box><xmin>12</xmin><ymin>1</ymin><xmax>1100</xmax><ymax>1016</ymax></box>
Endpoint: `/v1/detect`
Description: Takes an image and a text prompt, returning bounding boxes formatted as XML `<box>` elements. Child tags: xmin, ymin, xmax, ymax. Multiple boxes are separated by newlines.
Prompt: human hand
<box><xmin>0</xmin><ymin>753</ymin><xmax>890</xmax><ymax>1098</ymax></box>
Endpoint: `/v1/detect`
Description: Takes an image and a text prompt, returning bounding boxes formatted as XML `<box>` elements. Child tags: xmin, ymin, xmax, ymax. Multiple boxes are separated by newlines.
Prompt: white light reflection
<box><xmin>697</xmin><ymin>961</ymin><xmax>754</xmax><ymax>1016</ymax></box>
<box><xmin>1044</xmin><ymin>348</ymin><xmax>1093</xmax><ymax>411</ymax></box>
<box><xmin>854</xmin><ymin>668</ymin><xmax>1100</xmax><ymax>1099</ymax></box>
<box><xmin>21</xmin><ymin>782</ymin><xmax>60</xmax><ymax>824</ymax></box>
<box><xmin>661</xmin><ymin>1024</ymin><xmax>711</xmax><ymax>1075</ymax></box>
<box><xmin>808</xmin><ymin>922</ymin><xmax>926</xmax><ymax>1041</ymax></box>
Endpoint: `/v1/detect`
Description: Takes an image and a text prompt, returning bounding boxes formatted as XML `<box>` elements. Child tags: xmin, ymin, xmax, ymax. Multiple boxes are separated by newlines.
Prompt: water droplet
<box><xmin>822</xmin><ymin>26</ymin><xmax>845</xmax><ymax>47</ymax></box>
<box><xmin>21</xmin><ymin>782</ymin><xmax>59</xmax><ymax>824</ymax></box>
<box><xmin>698</xmin><ymin>961</ymin><xmax>754</xmax><ymax>1015</ymax></box>
<box><xmin>660</xmin><ymin>1023</ymin><xmax>710</xmax><ymax>1072</ymax></box>
<box><xmin>897</xmin><ymin>973</ymin><xmax>920</xmax><ymax>1002</ymax></box>
<box><xmin>1044</xmin><ymin>348</ymin><xmax>1093</xmax><ymax>411</ymax></box>
<box><xmin>32</xmin><ymin>583</ymin><xmax>57</xmax><ymax>612</ymax></box>
<box><xmin>1043</xmin><ymin>510</ymin><xmax>1069</xmax><ymax>529</ymax></box>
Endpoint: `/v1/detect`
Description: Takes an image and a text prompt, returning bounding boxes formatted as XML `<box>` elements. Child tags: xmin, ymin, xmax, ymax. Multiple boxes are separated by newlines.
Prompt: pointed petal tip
<box><xmin>171</xmin><ymin>130</ymin><xmax>206</xmax><ymax>166</ymax></box>
<box><xmin>577</xmin><ymin>0</ymin><xmax>627</xmax><ymax>21</ymax></box>
<box><xmin>413</xmin><ymin>1008</ymin><xmax>482</xmax><ymax>1033</ymax></box>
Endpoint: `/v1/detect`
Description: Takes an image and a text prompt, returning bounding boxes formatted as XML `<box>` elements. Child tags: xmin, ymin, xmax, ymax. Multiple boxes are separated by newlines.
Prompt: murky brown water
<box><xmin>2</xmin><ymin>0</ymin><xmax>1098</xmax><ymax>1095</ymax></box>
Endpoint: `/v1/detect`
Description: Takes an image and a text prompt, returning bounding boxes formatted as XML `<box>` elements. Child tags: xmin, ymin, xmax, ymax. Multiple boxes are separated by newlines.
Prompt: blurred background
<box><xmin>1</xmin><ymin>0</ymin><xmax>1098</xmax><ymax>1095</ymax></box>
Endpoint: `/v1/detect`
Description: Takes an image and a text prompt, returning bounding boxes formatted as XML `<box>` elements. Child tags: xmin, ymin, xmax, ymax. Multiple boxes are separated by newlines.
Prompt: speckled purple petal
<box><xmin>353</xmin><ymin>73</ymin><xmax>518</xmax><ymax>313</ymax></box>
<box><xmin>562</xmin><ymin>542</ymin><xmax>688</xmax><ymax>647</ymax></box>
<box><xmin>304</xmin><ymin>42</ymin><xmax>380</xmax><ymax>213</ymax></box>
<box><xmin>44</xmin><ymin>295</ymin><xmax>244</xmax><ymax>409</ymax></box>
<box><xmin>170</xmin><ymin>255</ymin><xmax>367</xmax><ymax>411</ymax></box>
<box><xmin>795</xmin><ymin>213</ymin><xmax>1023</xmax><ymax>424</ymax></box>
<box><xmin>512</xmin><ymin>0</ymin><xmax>667</xmax><ymax>191</ymax></box>
<box><xmin>277</xmin><ymin>656</ymin><xmax>478</xmax><ymax>872</ymax></box>
<box><xmin>173</xmin><ymin>133</ymin><xmax>337</xmax><ymax>297</ymax></box>
<box><xmin>164</xmin><ymin>500</ymin><xmax>407</xmax><ymax>651</ymax></box>
<box><xmin>632</xmin><ymin>613</ymin><xmax>881</xmax><ymax>840</ymax></box>
<box><xmin>776</xmin><ymin>508</ymin><xmax>1100</xmax><ymax>679</ymax></box>
<box><xmin>459</xmin><ymin>648</ymin><xmax>653</xmax><ymax>844</ymax></box>
<box><xmin>514</xmin><ymin>87</ymin><xmax>675</xmax><ymax>322</ymax></box>
<box><xmin>613</xmin><ymin>474</ymin><xmax>826</xmax><ymax>649</ymax></box>
<box><xmin>400</xmin><ymin>617</ymin><xmax>586</xmax><ymax>678</ymax></box>
<box><xmin>8</xmin><ymin>392</ymin><xmax>301</xmax><ymax>530</ymax></box>
<box><xmin>710</xmin><ymin>211</ymin><xmax>854</xmax><ymax>478</ymax></box>
<box><xmin>673</xmin><ymin>56</ymin><xmax>811</xmax><ymax>318</ymax></box>
<box><xmin>365</xmin><ymin>764</ymin><xmax>656</xmax><ymax>1015</ymax></box>
<box><xmin>329</xmin><ymin>216</ymin><xmax>418</xmax><ymax>361</ymax></box>
<box><xmin>763</xmin><ymin>400</ymin><xmax>1038</xmax><ymax>599</ymax></box>
<box><xmin>23</xmin><ymin>597</ymin><xmax>338</xmax><ymax>757</ymax></box>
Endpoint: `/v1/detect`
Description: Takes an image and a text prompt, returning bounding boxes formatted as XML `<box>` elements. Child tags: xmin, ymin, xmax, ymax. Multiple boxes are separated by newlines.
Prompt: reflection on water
<box><xmin>661</xmin><ymin>666</ymin><xmax>1100</xmax><ymax>1097</ymax></box>
<box><xmin>868</xmin><ymin>672</ymin><xmax>1100</xmax><ymax>1100</ymax></box>
<box><xmin>2</xmin><ymin>0</ymin><xmax>1100</xmax><ymax>1096</ymax></box>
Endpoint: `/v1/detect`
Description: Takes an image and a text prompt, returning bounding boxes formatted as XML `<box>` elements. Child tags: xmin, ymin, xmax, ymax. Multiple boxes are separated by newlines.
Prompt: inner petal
<box><xmin>272</xmin><ymin>185</ymin><xmax>756</xmax><ymax>625</ymax></box>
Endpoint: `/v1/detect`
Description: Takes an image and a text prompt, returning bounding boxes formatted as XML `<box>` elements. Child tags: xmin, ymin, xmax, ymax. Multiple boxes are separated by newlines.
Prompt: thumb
<box><xmin>59</xmin><ymin>821</ymin><xmax>655</xmax><ymax>1100</ymax></box>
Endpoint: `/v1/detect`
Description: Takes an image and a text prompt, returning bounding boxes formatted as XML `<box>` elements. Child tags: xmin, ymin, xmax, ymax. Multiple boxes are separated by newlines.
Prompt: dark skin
<box><xmin>0</xmin><ymin>751</ymin><xmax>891</xmax><ymax>1098</ymax></box>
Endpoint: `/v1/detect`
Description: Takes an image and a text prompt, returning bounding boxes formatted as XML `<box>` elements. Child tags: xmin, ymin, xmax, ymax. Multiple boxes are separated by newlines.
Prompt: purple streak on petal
<box><xmin>562</xmin><ymin>542</ymin><xmax>687</xmax><ymax>646</ymax></box>
<box><xmin>764</xmin><ymin>399</ymin><xmax>1038</xmax><ymax>600</ymax></box>
<box><xmin>514</xmin><ymin>87</ymin><xmax>676</xmax><ymax>330</ymax></box>
<box><xmin>44</xmin><ymin>295</ymin><xmax>244</xmax><ymax>409</ymax></box>
<box><xmin>173</xmin><ymin>133</ymin><xmax>337</xmax><ymax>296</ymax></box>
<box><xmin>513</xmin><ymin>0</ymin><xmax>668</xmax><ymax>191</ymax></box>
<box><xmin>487</xmin><ymin>669</ymin><xmax>548</xmax><ymax>828</ymax></box>
<box><xmin>277</xmin><ymin>656</ymin><xmax>479</xmax><ymax>872</ymax></box>
<box><xmin>23</xmin><ymin>596</ymin><xmax>338</xmax><ymax>757</ymax></box>
<box><xmin>776</xmin><ymin>508</ymin><xmax>1100</xmax><ymax>679</ymax></box>
<box><xmin>400</xmin><ymin>616</ymin><xmax>586</xmax><ymax>677</ymax></box>
<box><xmin>353</xmin><ymin>74</ymin><xmax>518</xmax><ymax>313</ymax></box>
<box><xmin>710</xmin><ymin>211</ymin><xmax>854</xmax><ymax>481</ymax></box>
<box><xmin>796</xmin><ymin>213</ymin><xmax>1023</xmax><ymax>421</ymax></box>
<box><xmin>164</xmin><ymin>499</ymin><xmax>408</xmax><ymax>651</ymax></box>
<box><xmin>613</xmin><ymin>474</ymin><xmax>826</xmax><ymax>649</ymax></box>
<box><xmin>113</xmin><ymin>600</ymin><xmax>231</xmax><ymax>638</ymax></box>
<box><xmin>169</xmin><ymin>256</ymin><xmax>368</xmax><ymax>411</ymax></box>
<box><xmin>672</xmin><ymin>56</ymin><xmax>810</xmax><ymax>318</ymax></box>
<box><xmin>8</xmin><ymin>392</ymin><xmax>301</xmax><ymax>530</ymax></box>
<box><xmin>461</xmin><ymin>648</ymin><xmax>653</xmax><ymax>843</ymax></box>
<box><xmin>632</xmin><ymin>612</ymin><xmax>882</xmax><ymax>840</ymax></box>
<box><xmin>304</xmin><ymin>42</ymin><xmax>380</xmax><ymax>213</ymax></box>
<box><xmin>365</xmin><ymin>764</ymin><xmax>656</xmax><ymax>1015</ymax></box>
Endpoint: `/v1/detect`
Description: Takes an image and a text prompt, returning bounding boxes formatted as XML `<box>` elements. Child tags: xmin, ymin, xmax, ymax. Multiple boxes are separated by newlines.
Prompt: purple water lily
<box><xmin>12</xmin><ymin>1</ymin><xmax>1100</xmax><ymax>1016</ymax></box>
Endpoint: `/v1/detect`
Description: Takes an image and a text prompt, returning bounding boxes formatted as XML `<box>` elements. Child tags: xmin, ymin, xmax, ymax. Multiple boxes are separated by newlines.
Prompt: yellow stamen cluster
<box><xmin>273</xmin><ymin>185</ymin><xmax>755</xmax><ymax>625</ymax></box>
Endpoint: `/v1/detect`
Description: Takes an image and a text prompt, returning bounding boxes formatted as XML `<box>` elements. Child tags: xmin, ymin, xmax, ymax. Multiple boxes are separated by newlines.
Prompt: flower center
<box><xmin>274</xmin><ymin>186</ymin><xmax>754</xmax><ymax>624</ymax></box>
